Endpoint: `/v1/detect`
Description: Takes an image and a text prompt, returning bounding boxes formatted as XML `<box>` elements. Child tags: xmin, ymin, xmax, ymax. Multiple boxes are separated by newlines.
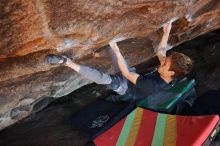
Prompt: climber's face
<box><xmin>158</xmin><ymin>57</ymin><xmax>175</xmax><ymax>79</ymax></box>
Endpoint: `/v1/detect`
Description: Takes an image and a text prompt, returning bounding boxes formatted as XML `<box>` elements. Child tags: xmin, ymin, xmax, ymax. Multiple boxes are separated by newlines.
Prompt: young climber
<box><xmin>45</xmin><ymin>22</ymin><xmax>193</xmax><ymax>100</ymax></box>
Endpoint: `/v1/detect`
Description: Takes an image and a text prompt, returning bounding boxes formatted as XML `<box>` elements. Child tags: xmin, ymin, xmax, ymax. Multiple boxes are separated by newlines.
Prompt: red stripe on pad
<box><xmin>176</xmin><ymin>115</ymin><xmax>219</xmax><ymax>146</ymax></box>
<box><xmin>134</xmin><ymin>109</ymin><xmax>158</xmax><ymax>146</ymax></box>
<box><xmin>94</xmin><ymin>118</ymin><xmax>126</xmax><ymax>146</ymax></box>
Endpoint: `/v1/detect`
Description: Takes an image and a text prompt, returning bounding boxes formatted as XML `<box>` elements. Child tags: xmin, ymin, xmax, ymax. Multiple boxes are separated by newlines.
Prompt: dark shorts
<box><xmin>108</xmin><ymin>67</ymin><xmax>136</xmax><ymax>95</ymax></box>
<box><xmin>108</xmin><ymin>74</ymin><xmax>128</xmax><ymax>95</ymax></box>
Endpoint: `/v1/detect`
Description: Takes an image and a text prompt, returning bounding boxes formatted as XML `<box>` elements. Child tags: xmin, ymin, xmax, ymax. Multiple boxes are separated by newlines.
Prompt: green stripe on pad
<box><xmin>151</xmin><ymin>113</ymin><xmax>167</xmax><ymax>146</ymax></box>
<box><xmin>116</xmin><ymin>109</ymin><xmax>137</xmax><ymax>146</ymax></box>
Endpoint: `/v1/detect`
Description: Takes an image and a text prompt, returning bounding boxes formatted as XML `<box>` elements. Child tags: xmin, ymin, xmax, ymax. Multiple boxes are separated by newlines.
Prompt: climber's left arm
<box><xmin>156</xmin><ymin>22</ymin><xmax>172</xmax><ymax>64</ymax></box>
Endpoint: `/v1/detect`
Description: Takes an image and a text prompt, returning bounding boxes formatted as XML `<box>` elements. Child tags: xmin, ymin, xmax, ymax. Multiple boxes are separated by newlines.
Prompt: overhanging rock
<box><xmin>1</xmin><ymin>0</ymin><xmax>220</xmax><ymax>130</ymax></box>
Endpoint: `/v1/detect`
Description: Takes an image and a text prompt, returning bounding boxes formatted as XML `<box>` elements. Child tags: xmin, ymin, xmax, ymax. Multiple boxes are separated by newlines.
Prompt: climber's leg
<box><xmin>45</xmin><ymin>54</ymin><xmax>128</xmax><ymax>95</ymax></box>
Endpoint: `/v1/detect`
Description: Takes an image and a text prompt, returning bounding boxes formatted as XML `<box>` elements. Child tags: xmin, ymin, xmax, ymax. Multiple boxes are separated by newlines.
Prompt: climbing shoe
<box><xmin>45</xmin><ymin>54</ymin><xmax>68</xmax><ymax>65</ymax></box>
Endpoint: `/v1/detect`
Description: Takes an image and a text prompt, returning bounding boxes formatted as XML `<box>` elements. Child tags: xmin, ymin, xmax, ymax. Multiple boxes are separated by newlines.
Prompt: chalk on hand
<box><xmin>111</xmin><ymin>36</ymin><xmax>127</xmax><ymax>43</ymax></box>
<box><xmin>160</xmin><ymin>17</ymin><xmax>179</xmax><ymax>28</ymax></box>
<box><xmin>169</xmin><ymin>17</ymin><xmax>179</xmax><ymax>23</ymax></box>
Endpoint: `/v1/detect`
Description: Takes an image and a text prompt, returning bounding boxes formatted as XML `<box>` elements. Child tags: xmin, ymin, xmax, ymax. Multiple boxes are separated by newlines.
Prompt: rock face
<box><xmin>1</xmin><ymin>30</ymin><xmax>220</xmax><ymax>146</ymax></box>
<box><xmin>0</xmin><ymin>0</ymin><xmax>220</xmax><ymax>130</ymax></box>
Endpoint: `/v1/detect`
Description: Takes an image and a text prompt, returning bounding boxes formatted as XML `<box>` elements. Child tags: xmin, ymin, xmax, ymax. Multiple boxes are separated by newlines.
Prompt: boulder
<box><xmin>1</xmin><ymin>0</ymin><xmax>220</xmax><ymax>130</ymax></box>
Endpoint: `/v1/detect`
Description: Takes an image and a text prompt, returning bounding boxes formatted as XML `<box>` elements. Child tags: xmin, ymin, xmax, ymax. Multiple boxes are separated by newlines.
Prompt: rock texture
<box><xmin>1</xmin><ymin>0</ymin><xmax>220</xmax><ymax>130</ymax></box>
<box><xmin>1</xmin><ymin>29</ymin><xmax>220</xmax><ymax>146</ymax></box>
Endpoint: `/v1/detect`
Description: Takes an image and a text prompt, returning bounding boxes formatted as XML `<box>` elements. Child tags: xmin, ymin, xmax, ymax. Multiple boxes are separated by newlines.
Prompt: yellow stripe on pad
<box><xmin>125</xmin><ymin>108</ymin><xmax>144</xmax><ymax>146</ymax></box>
<box><xmin>164</xmin><ymin>115</ymin><xmax>176</xmax><ymax>146</ymax></box>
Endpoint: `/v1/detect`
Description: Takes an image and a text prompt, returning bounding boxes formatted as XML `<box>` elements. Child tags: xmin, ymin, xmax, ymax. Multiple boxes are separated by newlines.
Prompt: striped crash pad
<box><xmin>94</xmin><ymin>107</ymin><xmax>219</xmax><ymax>146</ymax></box>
